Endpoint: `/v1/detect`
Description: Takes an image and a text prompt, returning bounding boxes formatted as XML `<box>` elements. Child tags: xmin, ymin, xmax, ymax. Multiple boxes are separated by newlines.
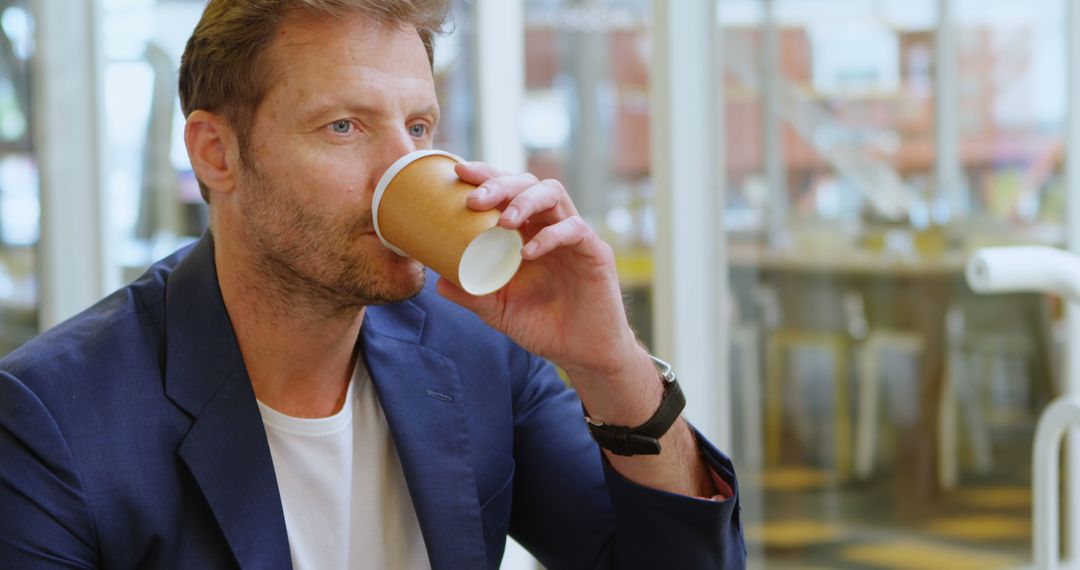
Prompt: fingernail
<box><xmin>473</xmin><ymin>186</ymin><xmax>489</xmax><ymax>199</ymax></box>
<box><xmin>503</xmin><ymin>206</ymin><xmax>519</xmax><ymax>223</ymax></box>
<box><xmin>523</xmin><ymin>242</ymin><xmax>538</xmax><ymax>257</ymax></box>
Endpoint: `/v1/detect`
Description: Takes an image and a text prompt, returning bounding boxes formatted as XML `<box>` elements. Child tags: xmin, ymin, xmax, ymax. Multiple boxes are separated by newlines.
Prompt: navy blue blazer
<box><xmin>0</xmin><ymin>234</ymin><xmax>745</xmax><ymax>569</ymax></box>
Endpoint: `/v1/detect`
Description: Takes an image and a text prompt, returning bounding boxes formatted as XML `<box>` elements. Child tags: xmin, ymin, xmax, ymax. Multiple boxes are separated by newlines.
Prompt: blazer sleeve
<box><xmin>507</xmin><ymin>353</ymin><xmax>746</xmax><ymax>569</ymax></box>
<box><xmin>0</xmin><ymin>371</ymin><xmax>99</xmax><ymax>568</ymax></box>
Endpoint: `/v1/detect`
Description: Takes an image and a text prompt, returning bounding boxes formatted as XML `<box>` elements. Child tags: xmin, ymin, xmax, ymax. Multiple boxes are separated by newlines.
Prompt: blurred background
<box><xmin>4</xmin><ymin>0</ymin><xmax>1077</xmax><ymax>568</ymax></box>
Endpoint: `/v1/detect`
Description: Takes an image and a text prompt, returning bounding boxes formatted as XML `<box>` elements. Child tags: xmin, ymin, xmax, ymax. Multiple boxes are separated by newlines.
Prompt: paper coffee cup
<box><xmin>372</xmin><ymin>150</ymin><xmax>524</xmax><ymax>296</ymax></box>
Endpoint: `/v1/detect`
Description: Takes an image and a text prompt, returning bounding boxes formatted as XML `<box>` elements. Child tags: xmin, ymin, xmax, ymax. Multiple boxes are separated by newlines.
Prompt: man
<box><xmin>0</xmin><ymin>1</ymin><xmax>744</xmax><ymax>568</ymax></box>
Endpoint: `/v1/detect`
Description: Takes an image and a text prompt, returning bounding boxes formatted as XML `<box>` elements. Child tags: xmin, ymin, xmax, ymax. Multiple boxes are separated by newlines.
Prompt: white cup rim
<box><xmin>458</xmin><ymin>227</ymin><xmax>524</xmax><ymax>295</ymax></box>
<box><xmin>371</xmin><ymin>149</ymin><xmax>465</xmax><ymax>256</ymax></box>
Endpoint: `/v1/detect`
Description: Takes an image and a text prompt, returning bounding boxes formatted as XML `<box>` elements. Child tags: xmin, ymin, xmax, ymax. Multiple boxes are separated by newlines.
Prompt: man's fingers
<box><xmin>499</xmin><ymin>181</ymin><xmax>564</xmax><ymax>228</ymax></box>
<box><xmin>455</xmin><ymin>161</ymin><xmax>512</xmax><ymax>186</ymax></box>
<box><xmin>465</xmin><ymin>172</ymin><xmax>540</xmax><ymax>211</ymax></box>
<box><xmin>521</xmin><ymin>215</ymin><xmax>601</xmax><ymax>260</ymax></box>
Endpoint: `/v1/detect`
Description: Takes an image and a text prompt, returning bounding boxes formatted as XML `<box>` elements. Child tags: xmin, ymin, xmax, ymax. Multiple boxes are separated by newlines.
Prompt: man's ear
<box><xmin>185</xmin><ymin>110</ymin><xmax>238</xmax><ymax>196</ymax></box>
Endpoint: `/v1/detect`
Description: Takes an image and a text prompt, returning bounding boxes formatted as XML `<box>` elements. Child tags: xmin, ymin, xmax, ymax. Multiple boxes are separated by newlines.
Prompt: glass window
<box><xmin>0</xmin><ymin>0</ymin><xmax>38</xmax><ymax>355</ymax></box>
<box><xmin>723</xmin><ymin>1</ymin><xmax>1062</xmax><ymax>567</ymax></box>
<box><xmin>102</xmin><ymin>0</ymin><xmax>205</xmax><ymax>284</ymax></box>
<box><xmin>524</xmin><ymin>0</ymin><xmax>654</xmax><ymax>344</ymax></box>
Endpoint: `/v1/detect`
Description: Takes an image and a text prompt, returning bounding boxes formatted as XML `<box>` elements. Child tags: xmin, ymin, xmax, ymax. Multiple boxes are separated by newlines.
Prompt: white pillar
<box><xmin>935</xmin><ymin>0</ymin><xmax>964</xmax><ymax>220</ymax></box>
<box><xmin>479</xmin><ymin>5</ymin><xmax>539</xmax><ymax>568</ymax></box>
<box><xmin>651</xmin><ymin>0</ymin><xmax>728</xmax><ymax>449</ymax></box>
<box><xmin>475</xmin><ymin>0</ymin><xmax>525</xmax><ymax>172</ymax></box>
<box><xmin>711</xmin><ymin>4</ymin><xmax>731</xmax><ymax>456</ymax></box>
<box><xmin>34</xmin><ymin>0</ymin><xmax>109</xmax><ymax>330</ymax></box>
<box><xmin>762</xmin><ymin>0</ymin><xmax>787</xmax><ymax>243</ymax></box>
<box><xmin>1063</xmin><ymin>0</ymin><xmax>1080</xmax><ymax>561</ymax></box>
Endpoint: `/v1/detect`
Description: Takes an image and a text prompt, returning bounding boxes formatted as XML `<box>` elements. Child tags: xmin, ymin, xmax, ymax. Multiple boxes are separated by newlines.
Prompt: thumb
<box><xmin>435</xmin><ymin>277</ymin><xmax>500</xmax><ymax>322</ymax></box>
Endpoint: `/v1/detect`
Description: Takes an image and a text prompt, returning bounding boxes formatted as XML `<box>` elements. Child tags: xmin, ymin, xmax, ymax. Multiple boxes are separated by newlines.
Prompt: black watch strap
<box><xmin>583</xmin><ymin>356</ymin><xmax>686</xmax><ymax>456</ymax></box>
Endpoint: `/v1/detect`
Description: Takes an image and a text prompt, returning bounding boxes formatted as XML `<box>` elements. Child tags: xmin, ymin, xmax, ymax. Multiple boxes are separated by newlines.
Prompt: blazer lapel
<box><xmin>164</xmin><ymin>235</ymin><xmax>291</xmax><ymax>569</ymax></box>
<box><xmin>161</xmin><ymin>236</ymin><xmax>486</xmax><ymax>569</ymax></box>
<box><xmin>362</xmin><ymin>303</ymin><xmax>488</xmax><ymax>570</ymax></box>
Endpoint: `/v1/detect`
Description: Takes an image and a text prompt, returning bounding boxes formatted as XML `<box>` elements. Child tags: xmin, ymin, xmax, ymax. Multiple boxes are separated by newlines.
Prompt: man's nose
<box><xmin>369</xmin><ymin>129</ymin><xmax>420</xmax><ymax>187</ymax></box>
<box><xmin>384</xmin><ymin>126</ymin><xmax>422</xmax><ymax>162</ymax></box>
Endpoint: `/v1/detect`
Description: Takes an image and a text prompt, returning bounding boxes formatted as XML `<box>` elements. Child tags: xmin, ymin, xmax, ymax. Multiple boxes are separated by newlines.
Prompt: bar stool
<box><xmin>763</xmin><ymin>288</ymin><xmax>859</xmax><ymax>479</ymax></box>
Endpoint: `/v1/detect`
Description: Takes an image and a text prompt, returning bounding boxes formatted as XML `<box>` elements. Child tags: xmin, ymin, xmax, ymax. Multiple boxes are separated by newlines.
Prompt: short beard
<box><xmin>236</xmin><ymin>151</ymin><xmax>425</xmax><ymax>319</ymax></box>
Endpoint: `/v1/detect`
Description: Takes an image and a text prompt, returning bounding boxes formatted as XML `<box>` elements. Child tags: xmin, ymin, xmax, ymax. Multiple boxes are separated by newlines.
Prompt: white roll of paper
<box><xmin>966</xmin><ymin>246</ymin><xmax>1080</xmax><ymax>301</ymax></box>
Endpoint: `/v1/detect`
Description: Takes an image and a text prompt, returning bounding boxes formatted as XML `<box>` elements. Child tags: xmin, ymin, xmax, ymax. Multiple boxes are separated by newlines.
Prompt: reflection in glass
<box><xmin>723</xmin><ymin>1</ymin><xmax>1062</xmax><ymax>568</ymax></box>
<box><xmin>0</xmin><ymin>0</ymin><xmax>36</xmax><ymax>356</ymax></box>
<box><xmin>524</xmin><ymin>0</ymin><xmax>654</xmax><ymax>344</ymax></box>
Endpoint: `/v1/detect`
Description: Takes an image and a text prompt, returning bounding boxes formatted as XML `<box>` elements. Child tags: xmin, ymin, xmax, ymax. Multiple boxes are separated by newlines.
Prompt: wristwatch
<box><xmin>583</xmin><ymin>355</ymin><xmax>686</xmax><ymax>456</ymax></box>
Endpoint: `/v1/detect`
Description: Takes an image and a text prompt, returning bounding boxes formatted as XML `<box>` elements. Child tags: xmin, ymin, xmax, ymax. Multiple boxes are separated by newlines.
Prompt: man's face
<box><xmin>232</xmin><ymin>14</ymin><xmax>438</xmax><ymax>311</ymax></box>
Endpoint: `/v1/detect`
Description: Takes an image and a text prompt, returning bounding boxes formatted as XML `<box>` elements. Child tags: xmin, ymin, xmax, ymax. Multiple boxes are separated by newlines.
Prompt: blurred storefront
<box><xmin>526</xmin><ymin>0</ymin><xmax>1064</xmax><ymax>568</ymax></box>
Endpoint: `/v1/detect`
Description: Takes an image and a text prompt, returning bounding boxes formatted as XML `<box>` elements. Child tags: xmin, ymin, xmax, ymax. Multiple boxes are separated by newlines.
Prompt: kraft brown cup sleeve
<box><xmin>372</xmin><ymin>150</ymin><xmax>523</xmax><ymax>295</ymax></box>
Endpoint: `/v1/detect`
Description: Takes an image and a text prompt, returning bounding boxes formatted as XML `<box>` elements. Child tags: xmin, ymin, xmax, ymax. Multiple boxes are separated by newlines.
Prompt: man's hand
<box><xmin>435</xmin><ymin>162</ymin><xmax>717</xmax><ymax>499</ymax></box>
<box><xmin>436</xmin><ymin>162</ymin><xmax>638</xmax><ymax>381</ymax></box>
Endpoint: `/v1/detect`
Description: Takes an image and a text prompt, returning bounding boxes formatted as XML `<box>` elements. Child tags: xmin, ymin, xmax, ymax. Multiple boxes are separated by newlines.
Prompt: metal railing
<box><xmin>967</xmin><ymin>245</ymin><xmax>1080</xmax><ymax>570</ymax></box>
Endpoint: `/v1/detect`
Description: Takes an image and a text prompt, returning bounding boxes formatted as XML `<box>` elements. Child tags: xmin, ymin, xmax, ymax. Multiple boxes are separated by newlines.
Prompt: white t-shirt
<box><xmin>257</xmin><ymin>361</ymin><xmax>431</xmax><ymax>570</ymax></box>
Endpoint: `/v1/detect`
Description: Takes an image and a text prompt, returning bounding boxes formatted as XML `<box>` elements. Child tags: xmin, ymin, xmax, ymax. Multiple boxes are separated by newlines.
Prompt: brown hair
<box><xmin>178</xmin><ymin>0</ymin><xmax>450</xmax><ymax>202</ymax></box>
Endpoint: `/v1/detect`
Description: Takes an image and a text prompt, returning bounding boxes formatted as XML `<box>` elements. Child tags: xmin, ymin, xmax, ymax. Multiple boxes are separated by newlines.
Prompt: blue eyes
<box><xmin>327</xmin><ymin>121</ymin><xmax>428</xmax><ymax>138</ymax></box>
<box><xmin>331</xmin><ymin>120</ymin><xmax>352</xmax><ymax>134</ymax></box>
